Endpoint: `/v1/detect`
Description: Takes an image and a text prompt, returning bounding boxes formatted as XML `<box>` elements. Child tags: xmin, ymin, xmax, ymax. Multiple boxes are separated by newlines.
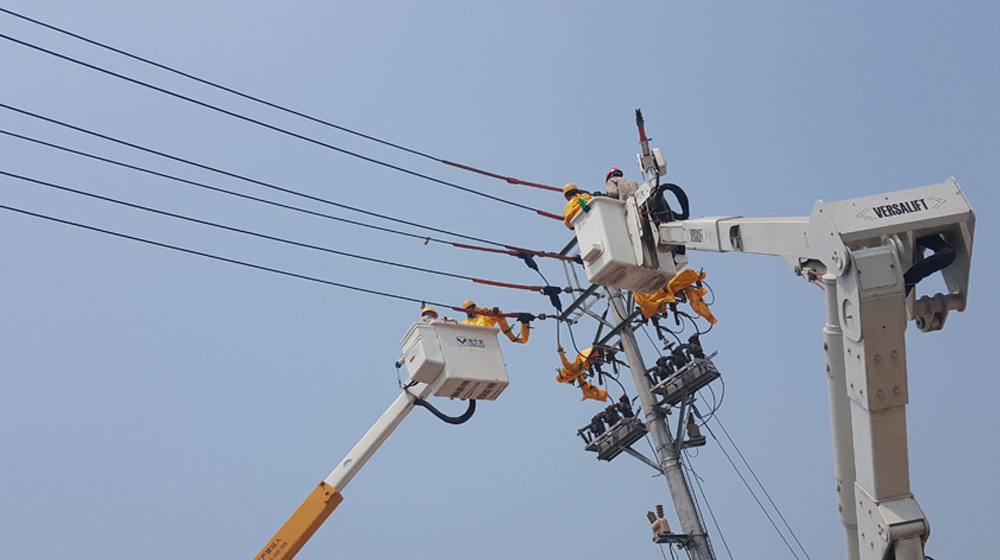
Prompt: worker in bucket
<box><xmin>420</xmin><ymin>307</ymin><xmax>438</xmax><ymax>323</ymax></box>
<box><xmin>562</xmin><ymin>183</ymin><xmax>593</xmax><ymax>229</ymax></box>
<box><xmin>556</xmin><ymin>346</ymin><xmax>609</xmax><ymax>402</ymax></box>
<box><xmin>460</xmin><ymin>300</ymin><xmax>531</xmax><ymax>343</ymax></box>
<box><xmin>604</xmin><ymin>168</ymin><xmax>639</xmax><ymax>200</ymax></box>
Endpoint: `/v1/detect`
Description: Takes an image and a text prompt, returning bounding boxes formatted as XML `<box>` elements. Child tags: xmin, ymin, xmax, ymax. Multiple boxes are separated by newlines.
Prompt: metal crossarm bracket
<box><xmin>651</xmin><ymin>358</ymin><xmax>721</xmax><ymax>409</ymax></box>
<box><xmin>584</xmin><ymin>417</ymin><xmax>648</xmax><ymax>462</ymax></box>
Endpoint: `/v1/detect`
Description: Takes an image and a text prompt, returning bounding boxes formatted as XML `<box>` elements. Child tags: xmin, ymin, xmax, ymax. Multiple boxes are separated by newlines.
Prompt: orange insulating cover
<box><xmin>256</xmin><ymin>481</ymin><xmax>344</xmax><ymax>560</ymax></box>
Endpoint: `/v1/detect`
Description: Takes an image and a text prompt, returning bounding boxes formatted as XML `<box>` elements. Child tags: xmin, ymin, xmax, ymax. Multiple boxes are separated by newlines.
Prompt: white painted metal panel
<box><xmin>572</xmin><ymin>197</ymin><xmax>675</xmax><ymax>293</ymax></box>
<box><xmin>400</xmin><ymin>322</ymin><xmax>445</xmax><ymax>384</ymax></box>
<box><xmin>399</xmin><ymin>321</ymin><xmax>509</xmax><ymax>401</ymax></box>
<box><xmin>431</xmin><ymin>322</ymin><xmax>509</xmax><ymax>401</ymax></box>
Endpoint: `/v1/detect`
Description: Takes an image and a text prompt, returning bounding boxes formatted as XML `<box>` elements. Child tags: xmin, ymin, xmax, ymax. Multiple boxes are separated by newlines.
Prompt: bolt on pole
<box><xmin>606</xmin><ymin>287</ymin><xmax>716</xmax><ymax>560</ymax></box>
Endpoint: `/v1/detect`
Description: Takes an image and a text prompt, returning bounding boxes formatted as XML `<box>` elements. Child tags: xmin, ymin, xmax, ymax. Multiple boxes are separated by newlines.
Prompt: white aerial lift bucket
<box><xmin>571</xmin><ymin>196</ymin><xmax>684</xmax><ymax>294</ymax></box>
<box><xmin>399</xmin><ymin>321</ymin><xmax>509</xmax><ymax>401</ymax></box>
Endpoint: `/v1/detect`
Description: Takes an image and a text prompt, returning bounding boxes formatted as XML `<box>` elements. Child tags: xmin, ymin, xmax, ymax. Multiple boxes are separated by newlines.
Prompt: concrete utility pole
<box><xmin>606</xmin><ymin>287</ymin><xmax>716</xmax><ymax>560</ymax></box>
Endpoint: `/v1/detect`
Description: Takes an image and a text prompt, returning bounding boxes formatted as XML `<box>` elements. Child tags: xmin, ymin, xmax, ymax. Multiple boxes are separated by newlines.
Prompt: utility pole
<box><xmin>606</xmin><ymin>287</ymin><xmax>715</xmax><ymax>560</ymax></box>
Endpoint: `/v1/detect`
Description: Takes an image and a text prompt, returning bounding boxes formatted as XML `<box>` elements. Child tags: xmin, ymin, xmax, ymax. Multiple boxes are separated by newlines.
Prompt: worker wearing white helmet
<box><xmin>420</xmin><ymin>307</ymin><xmax>439</xmax><ymax>323</ymax></box>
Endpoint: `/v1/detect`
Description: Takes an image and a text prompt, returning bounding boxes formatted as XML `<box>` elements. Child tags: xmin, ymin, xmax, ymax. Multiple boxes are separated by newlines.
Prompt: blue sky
<box><xmin>1</xmin><ymin>2</ymin><xmax>997</xmax><ymax>558</ymax></box>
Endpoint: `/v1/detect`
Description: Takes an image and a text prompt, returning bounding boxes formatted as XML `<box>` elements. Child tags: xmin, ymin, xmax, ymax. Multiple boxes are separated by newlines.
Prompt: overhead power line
<box><xmin>0</xmin><ymin>199</ymin><xmax>553</xmax><ymax>320</ymax></box>
<box><xmin>0</xmin><ymin>124</ymin><xmax>575</xmax><ymax>265</ymax></box>
<box><xmin>0</xmin><ymin>6</ymin><xmax>562</xmax><ymax>193</ymax></box>
<box><xmin>0</xmin><ymin>102</ymin><xmax>505</xmax><ymax>248</ymax></box>
<box><xmin>0</xmin><ymin>201</ymin><xmax>450</xmax><ymax>307</ymax></box>
<box><xmin>0</xmin><ymin>31</ymin><xmax>564</xmax><ymax>220</ymax></box>
<box><xmin>698</xmin><ymin>412</ymin><xmax>812</xmax><ymax>560</ymax></box>
<box><xmin>712</xmin><ymin>414</ymin><xmax>813</xmax><ymax>560</ymax></box>
<box><xmin>0</xmin><ymin>169</ymin><xmax>562</xmax><ymax>296</ymax></box>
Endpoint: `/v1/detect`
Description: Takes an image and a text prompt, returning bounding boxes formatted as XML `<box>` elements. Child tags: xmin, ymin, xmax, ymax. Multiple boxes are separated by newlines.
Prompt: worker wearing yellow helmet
<box><xmin>562</xmin><ymin>183</ymin><xmax>593</xmax><ymax>229</ymax></box>
<box><xmin>460</xmin><ymin>300</ymin><xmax>531</xmax><ymax>344</ymax></box>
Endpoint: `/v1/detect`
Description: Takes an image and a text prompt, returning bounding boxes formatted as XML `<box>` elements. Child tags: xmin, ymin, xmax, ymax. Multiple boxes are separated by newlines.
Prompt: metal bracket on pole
<box><xmin>622</xmin><ymin>447</ymin><xmax>665</xmax><ymax>474</ymax></box>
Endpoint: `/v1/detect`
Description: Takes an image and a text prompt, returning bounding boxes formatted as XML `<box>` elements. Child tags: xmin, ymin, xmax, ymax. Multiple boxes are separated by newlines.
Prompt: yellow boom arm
<box><xmin>256</xmin><ymin>482</ymin><xmax>343</xmax><ymax>560</ymax></box>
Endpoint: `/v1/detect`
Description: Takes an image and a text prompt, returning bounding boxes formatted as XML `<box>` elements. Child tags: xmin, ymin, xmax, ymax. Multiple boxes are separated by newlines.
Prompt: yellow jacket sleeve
<box><xmin>558</xmin><ymin>348</ymin><xmax>575</xmax><ymax>369</ymax></box>
<box><xmin>496</xmin><ymin>315</ymin><xmax>529</xmax><ymax>343</ymax></box>
<box><xmin>556</xmin><ymin>348</ymin><xmax>587</xmax><ymax>383</ymax></box>
<box><xmin>562</xmin><ymin>193</ymin><xmax>593</xmax><ymax>229</ymax></box>
<box><xmin>514</xmin><ymin>321</ymin><xmax>530</xmax><ymax>343</ymax></box>
<box><xmin>462</xmin><ymin>309</ymin><xmax>499</xmax><ymax>327</ymax></box>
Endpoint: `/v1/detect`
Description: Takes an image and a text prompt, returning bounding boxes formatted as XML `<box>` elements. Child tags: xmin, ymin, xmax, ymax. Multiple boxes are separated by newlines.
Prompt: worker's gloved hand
<box><xmin>492</xmin><ymin>307</ymin><xmax>500</xmax><ymax>314</ymax></box>
<box><xmin>591</xmin><ymin>191</ymin><xmax>605</xmax><ymax>197</ymax></box>
<box><xmin>518</xmin><ymin>312</ymin><xmax>536</xmax><ymax>323</ymax></box>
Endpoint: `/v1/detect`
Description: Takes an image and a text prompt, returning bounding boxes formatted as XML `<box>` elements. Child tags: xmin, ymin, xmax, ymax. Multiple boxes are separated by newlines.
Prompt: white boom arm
<box><xmin>655</xmin><ymin>178</ymin><xmax>975</xmax><ymax>560</ymax></box>
<box><xmin>255</xmin><ymin>321</ymin><xmax>509</xmax><ymax>560</ymax></box>
<box><xmin>324</xmin><ymin>381</ymin><xmax>434</xmax><ymax>491</ymax></box>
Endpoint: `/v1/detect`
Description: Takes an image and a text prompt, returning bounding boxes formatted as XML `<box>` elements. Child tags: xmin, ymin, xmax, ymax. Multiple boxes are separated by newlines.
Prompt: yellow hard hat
<box><xmin>563</xmin><ymin>183</ymin><xmax>580</xmax><ymax>197</ymax></box>
<box><xmin>462</xmin><ymin>300</ymin><xmax>476</xmax><ymax>309</ymax></box>
<box><xmin>421</xmin><ymin>307</ymin><xmax>438</xmax><ymax>318</ymax></box>
<box><xmin>580</xmin><ymin>347</ymin><xmax>596</xmax><ymax>359</ymax></box>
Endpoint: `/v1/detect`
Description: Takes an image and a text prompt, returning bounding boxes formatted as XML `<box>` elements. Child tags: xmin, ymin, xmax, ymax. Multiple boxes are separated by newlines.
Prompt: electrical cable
<box><xmin>679</xmin><ymin>311</ymin><xmax>713</xmax><ymax>336</ymax></box>
<box><xmin>714</xmin><ymin>414</ymin><xmax>813</xmax><ymax>560</ymax></box>
<box><xmin>698</xmin><ymin>378</ymin><xmax>725</xmax><ymax>425</ymax></box>
<box><xmin>673</xmin><ymin>450</ymin><xmax>717</xmax><ymax>560</ymax></box>
<box><xmin>0</xmin><ymin>32</ymin><xmax>564</xmax><ymax>220</ymax></box>
<box><xmin>565</xmin><ymin>320</ymin><xmax>583</xmax><ymax>356</ymax></box>
<box><xmin>0</xmin><ymin>201</ymin><xmax>551</xmax><ymax>320</ymax></box>
<box><xmin>639</xmin><ymin>324</ymin><xmax>665</xmax><ymax>357</ymax></box>
<box><xmin>682</xmin><ymin>449</ymin><xmax>734</xmax><ymax>560</ymax></box>
<box><xmin>643</xmin><ymin>434</ymin><xmax>663</xmax><ymax>478</ymax></box>
<box><xmin>0</xmin><ymin>6</ymin><xmax>562</xmax><ymax>193</ymax></box>
<box><xmin>0</xmin><ymin>201</ymin><xmax>442</xmax><ymax>307</ymax></box>
<box><xmin>0</xmin><ymin>126</ymin><xmax>577</xmax><ymax>265</ymax></box>
<box><xmin>699</xmin><ymin>416</ymin><xmax>804</xmax><ymax>560</ymax></box>
<box><xmin>0</xmin><ymin>103</ymin><xmax>574</xmax><ymax>260</ymax></box>
<box><xmin>0</xmin><ymin>127</ymin><xmax>491</xmax><ymax>254</ymax></box>
<box><xmin>654</xmin><ymin>320</ymin><xmax>685</xmax><ymax>346</ymax></box>
<box><xmin>702</xmin><ymin>280</ymin><xmax>716</xmax><ymax>306</ymax></box>
<box><xmin>601</xmin><ymin>369</ymin><xmax>628</xmax><ymax>398</ymax></box>
<box><xmin>696</xmin><ymin>384</ymin><xmax>720</xmax><ymax>427</ymax></box>
<box><xmin>0</xmin><ymin>102</ymin><xmax>510</xmax><ymax>248</ymax></box>
<box><xmin>0</xmin><ymin>170</ymin><xmax>565</xmax><ymax>296</ymax></box>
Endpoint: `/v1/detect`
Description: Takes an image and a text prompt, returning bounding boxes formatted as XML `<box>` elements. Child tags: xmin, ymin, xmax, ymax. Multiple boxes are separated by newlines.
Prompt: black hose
<box><xmin>903</xmin><ymin>234</ymin><xmax>955</xmax><ymax>294</ymax></box>
<box><xmin>658</xmin><ymin>183</ymin><xmax>690</xmax><ymax>221</ymax></box>
<box><xmin>414</xmin><ymin>398</ymin><xmax>476</xmax><ymax>424</ymax></box>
